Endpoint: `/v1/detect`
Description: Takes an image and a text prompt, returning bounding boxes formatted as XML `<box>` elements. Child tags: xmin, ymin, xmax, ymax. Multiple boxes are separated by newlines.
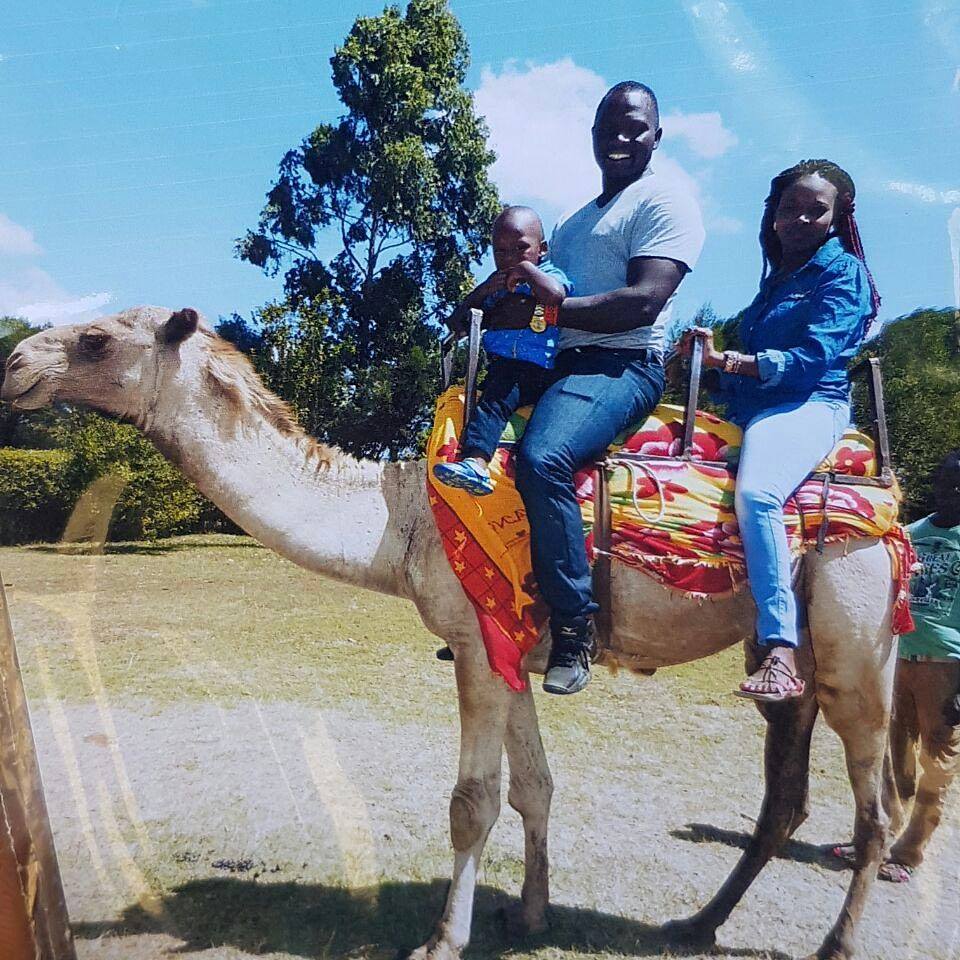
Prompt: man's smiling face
<box><xmin>591</xmin><ymin>88</ymin><xmax>662</xmax><ymax>190</ymax></box>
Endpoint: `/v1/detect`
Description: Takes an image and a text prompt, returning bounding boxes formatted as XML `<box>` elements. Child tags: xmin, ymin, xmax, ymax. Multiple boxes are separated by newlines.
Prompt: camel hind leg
<box><xmin>662</xmin><ymin>658</ymin><xmax>820</xmax><ymax>951</ymax></box>
<box><xmin>804</xmin><ymin>538</ymin><xmax>897</xmax><ymax>960</ymax></box>
<box><xmin>812</xmin><ymin>648</ymin><xmax>896</xmax><ymax>959</ymax></box>
<box><xmin>410</xmin><ymin>637</ymin><xmax>513</xmax><ymax>960</ymax></box>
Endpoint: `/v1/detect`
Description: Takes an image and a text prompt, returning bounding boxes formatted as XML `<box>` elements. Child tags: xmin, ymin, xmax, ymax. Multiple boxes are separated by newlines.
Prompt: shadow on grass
<box><xmin>672</xmin><ymin>822</ymin><xmax>848</xmax><ymax>871</ymax></box>
<box><xmin>72</xmin><ymin>877</ymin><xmax>794</xmax><ymax>959</ymax></box>
<box><xmin>27</xmin><ymin>539</ymin><xmax>261</xmax><ymax>556</ymax></box>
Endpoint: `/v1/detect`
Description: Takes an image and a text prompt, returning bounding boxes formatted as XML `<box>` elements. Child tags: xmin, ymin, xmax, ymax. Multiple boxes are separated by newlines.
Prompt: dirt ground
<box><xmin>1</xmin><ymin>536</ymin><xmax>957</xmax><ymax>960</ymax></box>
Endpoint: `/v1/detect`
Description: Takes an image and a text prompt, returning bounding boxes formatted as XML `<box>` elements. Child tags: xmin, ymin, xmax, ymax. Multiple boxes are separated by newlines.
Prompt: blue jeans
<box><xmin>735</xmin><ymin>399</ymin><xmax>849</xmax><ymax>648</ymax></box>
<box><xmin>462</xmin><ymin>358</ymin><xmax>553</xmax><ymax>461</ymax></box>
<box><xmin>515</xmin><ymin>347</ymin><xmax>665</xmax><ymax>624</ymax></box>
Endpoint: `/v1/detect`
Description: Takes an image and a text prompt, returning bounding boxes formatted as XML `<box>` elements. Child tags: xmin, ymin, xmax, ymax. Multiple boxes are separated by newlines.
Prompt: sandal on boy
<box><xmin>735</xmin><ymin>654</ymin><xmax>805</xmax><ymax>702</ymax></box>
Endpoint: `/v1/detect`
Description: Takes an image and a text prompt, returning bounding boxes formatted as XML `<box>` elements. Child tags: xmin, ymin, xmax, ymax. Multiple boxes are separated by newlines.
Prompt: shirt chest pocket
<box><xmin>755</xmin><ymin>291</ymin><xmax>814</xmax><ymax>346</ymax></box>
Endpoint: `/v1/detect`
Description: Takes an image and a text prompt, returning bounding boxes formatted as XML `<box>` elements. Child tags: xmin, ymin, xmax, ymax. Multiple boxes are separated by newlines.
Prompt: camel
<box><xmin>2</xmin><ymin>306</ymin><xmax>899</xmax><ymax>960</ymax></box>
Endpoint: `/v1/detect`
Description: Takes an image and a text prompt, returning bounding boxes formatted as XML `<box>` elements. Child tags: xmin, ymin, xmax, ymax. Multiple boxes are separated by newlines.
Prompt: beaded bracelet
<box><xmin>722</xmin><ymin>350</ymin><xmax>743</xmax><ymax>374</ymax></box>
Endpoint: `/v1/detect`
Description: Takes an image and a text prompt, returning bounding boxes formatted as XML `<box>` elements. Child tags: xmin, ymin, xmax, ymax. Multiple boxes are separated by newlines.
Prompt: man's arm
<box><xmin>558</xmin><ymin>256</ymin><xmax>687</xmax><ymax>334</ymax></box>
<box><xmin>446</xmin><ymin>271</ymin><xmax>506</xmax><ymax>333</ymax></box>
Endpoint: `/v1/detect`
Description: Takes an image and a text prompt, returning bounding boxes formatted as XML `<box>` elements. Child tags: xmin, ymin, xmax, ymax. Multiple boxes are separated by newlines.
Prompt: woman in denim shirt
<box><xmin>683</xmin><ymin>159</ymin><xmax>880</xmax><ymax>701</ymax></box>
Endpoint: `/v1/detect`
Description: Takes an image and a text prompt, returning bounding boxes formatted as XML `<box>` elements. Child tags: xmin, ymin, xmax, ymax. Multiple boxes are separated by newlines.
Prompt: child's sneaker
<box><xmin>433</xmin><ymin>460</ymin><xmax>495</xmax><ymax>496</ymax></box>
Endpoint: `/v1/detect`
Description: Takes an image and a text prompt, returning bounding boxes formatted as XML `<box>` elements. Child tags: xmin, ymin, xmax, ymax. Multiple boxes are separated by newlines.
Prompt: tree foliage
<box><xmin>857</xmin><ymin>308</ymin><xmax>960</xmax><ymax>520</ymax></box>
<box><xmin>237</xmin><ymin>0</ymin><xmax>499</xmax><ymax>458</ymax></box>
<box><xmin>0</xmin><ymin>316</ymin><xmax>62</xmax><ymax>448</ymax></box>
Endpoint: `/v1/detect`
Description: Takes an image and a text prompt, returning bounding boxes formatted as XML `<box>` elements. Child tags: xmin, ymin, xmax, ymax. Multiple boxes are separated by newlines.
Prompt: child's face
<box><xmin>491</xmin><ymin>221</ymin><xmax>546</xmax><ymax>272</ymax></box>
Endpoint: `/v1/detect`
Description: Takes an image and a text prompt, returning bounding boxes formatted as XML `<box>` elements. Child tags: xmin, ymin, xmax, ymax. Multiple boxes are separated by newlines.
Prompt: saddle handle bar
<box><xmin>439</xmin><ymin>308</ymin><xmax>483</xmax><ymax>433</ymax></box>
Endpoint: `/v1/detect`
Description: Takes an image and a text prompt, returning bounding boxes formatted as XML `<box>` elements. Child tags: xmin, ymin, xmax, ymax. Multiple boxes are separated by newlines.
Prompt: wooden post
<box><xmin>0</xmin><ymin>580</ymin><xmax>76</xmax><ymax>960</ymax></box>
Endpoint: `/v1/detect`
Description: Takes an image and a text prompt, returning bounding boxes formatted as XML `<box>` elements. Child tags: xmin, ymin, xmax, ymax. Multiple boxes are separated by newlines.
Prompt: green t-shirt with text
<box><xmin>901</xmin><ymin>516</ymin><xmax>960</xmax><ymax>659</ymax></box>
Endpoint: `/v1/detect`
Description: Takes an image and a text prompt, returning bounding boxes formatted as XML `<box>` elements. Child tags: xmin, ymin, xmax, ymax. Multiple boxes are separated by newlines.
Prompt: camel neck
<box><xmin>146</xmin><ymin>399</ymin><xmax>414</xmax><ymax>599</ymax></box>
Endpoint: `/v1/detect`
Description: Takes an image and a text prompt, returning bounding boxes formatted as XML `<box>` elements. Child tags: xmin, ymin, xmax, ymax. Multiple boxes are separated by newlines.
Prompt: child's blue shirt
<box><xmin>480</xmin><ymin>260</ymin><xmax>573</xmax><ymax>369</ymax></box>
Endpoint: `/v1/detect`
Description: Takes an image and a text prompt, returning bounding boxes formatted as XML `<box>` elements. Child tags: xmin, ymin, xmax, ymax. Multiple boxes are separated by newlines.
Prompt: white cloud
<box><xmin>888</xmin><ymin>180</ymin><xmax>960</xmax><ymax>205</ymax></box>
<box><xmin>661</xmin><ymin>111</ymin><xmax>737</xmax><ymax>159</ymax></box>
<box><xmin>0</xmin><ymin>213</ymin><xmax>42</xmax><ymax>256</ymax></box>
<box><xmin>708</xmin><ymin>214</ymin><xmax>744</xmax><ymax>234</ymax></box>
<box><xmin>474</xmin><ymin>57</ymin><xmax>738</xmax><ymax>229</ymax></box>
<box><xmin>953</xmin><ymin>68</ymin><xmax>960</xmax><ymax>91</ymax></box>
<box><xmin>0</xmin><ymin>266</ymin><xmax>113</xmax><ymax>326</ymax></box>
<box><xmin>474</xmin><ymin>58</ymin><xmax>606</xmax><ymax>215</ymax></box>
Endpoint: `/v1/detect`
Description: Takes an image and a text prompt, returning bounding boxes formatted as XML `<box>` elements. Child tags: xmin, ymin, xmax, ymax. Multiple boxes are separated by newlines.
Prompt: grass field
<box><xmin>1</xmin><ymin>535</ymin><xmax>957</xmax><ymax>960</ymax></box>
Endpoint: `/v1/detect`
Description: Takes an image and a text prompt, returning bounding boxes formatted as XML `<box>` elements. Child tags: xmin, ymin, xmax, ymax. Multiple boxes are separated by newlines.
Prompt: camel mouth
<box><xmin>0</xmin><ymin>376</ymin><xmax>51</xmax><ymax>410</ymax></box>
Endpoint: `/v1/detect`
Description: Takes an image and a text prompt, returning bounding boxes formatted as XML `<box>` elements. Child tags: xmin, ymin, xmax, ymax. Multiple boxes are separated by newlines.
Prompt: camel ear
<box><xmin>162</xmin><ymin>308</ymin><xmax>200</xmax><ymax>344</ymax></box>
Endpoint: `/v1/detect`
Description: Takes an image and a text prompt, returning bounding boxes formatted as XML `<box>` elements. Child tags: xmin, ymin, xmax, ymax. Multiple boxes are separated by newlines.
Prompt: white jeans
<box><xmin>735</xmin><ymin>399</ymin><xmax>850</xmax><ymax>647</ymax></box>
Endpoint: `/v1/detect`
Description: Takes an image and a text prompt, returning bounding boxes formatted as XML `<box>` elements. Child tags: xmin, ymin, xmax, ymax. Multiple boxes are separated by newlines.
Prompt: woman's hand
<box><xmin>680</xmin><ymin>327</ymin><xmax>725</xmax><ymax>368</ymax></box>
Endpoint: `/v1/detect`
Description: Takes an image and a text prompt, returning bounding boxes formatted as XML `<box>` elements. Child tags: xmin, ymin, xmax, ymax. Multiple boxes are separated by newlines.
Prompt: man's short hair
<box><xmin>596</xmin><ymin>81</ymin><xmax>660</xmax><ymax>127</ymax></box>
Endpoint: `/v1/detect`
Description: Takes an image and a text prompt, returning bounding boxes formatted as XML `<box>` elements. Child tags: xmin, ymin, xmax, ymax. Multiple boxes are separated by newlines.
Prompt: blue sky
<box><xmin>1</xmin><ymin>0</ymin><xmax>958</xmax><ymax>332</ymax></box>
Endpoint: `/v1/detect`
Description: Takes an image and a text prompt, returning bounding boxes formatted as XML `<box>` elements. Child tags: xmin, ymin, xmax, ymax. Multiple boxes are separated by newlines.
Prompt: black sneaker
<box><xmin>436</xmin><ymin>645</ymin><xmax>455</xmax><ymax>662</ymax></box>
<box><xmin>543</xmin><ymin>618</ymin><xmax>595</xmax><ymax>695</ymax></box>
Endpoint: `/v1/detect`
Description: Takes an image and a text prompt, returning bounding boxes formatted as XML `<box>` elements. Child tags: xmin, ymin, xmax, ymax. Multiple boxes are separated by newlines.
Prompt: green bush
<box><xmin>0</xmin><ymin>448</ymin><xmax>72</xmax><ymax>543</ymax></box>
<box><xmin>0</xmin><ymin>413</ymin><xmax>237</xmax><ymax>544</ymax></box>
<box><xmin>60</xmin><ymin>413</ymin><xmax>234</xmax><ymax>541</ymax></box>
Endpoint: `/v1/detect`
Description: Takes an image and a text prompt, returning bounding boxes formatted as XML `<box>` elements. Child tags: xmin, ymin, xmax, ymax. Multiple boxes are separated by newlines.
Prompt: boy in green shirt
<box><xmin>882</xmin><ymin>452</ymin><xmax>960</xmax><ymax>880</ymax></box>
<box><xmin>834</xmin><ymin>451</ymin><xmax>960</xmax><ymax>881</ymax></box>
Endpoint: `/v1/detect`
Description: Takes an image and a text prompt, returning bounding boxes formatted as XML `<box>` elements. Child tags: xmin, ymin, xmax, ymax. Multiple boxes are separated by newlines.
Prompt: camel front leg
<box><xmin>503</xmin><ymin>683</ymin><xmax>553</xmax><ymax>935</ymax></box>
<box><xmin>663</xmin><ymin>686</ymin><xmax>820</xmax><ymax>951</ymax></box>
<box><xmin>410</xmin><ymin>639</ymin><xmax>513</xmax><ymax>960</ymax></box>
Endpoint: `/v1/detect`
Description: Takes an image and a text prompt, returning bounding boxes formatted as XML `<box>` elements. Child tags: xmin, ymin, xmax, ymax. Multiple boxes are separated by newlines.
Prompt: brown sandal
<box><xmin>735</xmin><ymin>654</ymin><xmax>805</xmax><ymax>702</ymax></box>
<box><xmin>878</xmin><ymin>861</ymin><xmax>914</xmax><ymax>883</ymax></box>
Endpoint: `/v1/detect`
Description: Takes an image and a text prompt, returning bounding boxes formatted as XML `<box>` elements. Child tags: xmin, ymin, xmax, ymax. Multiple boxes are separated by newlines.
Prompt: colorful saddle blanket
<box><xmin>427</xmin><ymin>386</ymin><xmax>915</xmax><ymax>691</ymax></box>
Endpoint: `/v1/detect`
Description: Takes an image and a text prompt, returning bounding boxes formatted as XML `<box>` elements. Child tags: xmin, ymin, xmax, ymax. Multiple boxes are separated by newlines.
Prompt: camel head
<box><xmin>1</xmin><ymin>306</ymin><xmax>203</xmax><ymax>423</ymax></box>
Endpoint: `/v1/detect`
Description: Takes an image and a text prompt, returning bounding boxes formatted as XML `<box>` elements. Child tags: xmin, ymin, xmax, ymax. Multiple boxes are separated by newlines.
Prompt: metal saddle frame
<box><xmin>438</xmin><ymin>311</ymin><xmax>894</xmax><ymax>652</ymax></box>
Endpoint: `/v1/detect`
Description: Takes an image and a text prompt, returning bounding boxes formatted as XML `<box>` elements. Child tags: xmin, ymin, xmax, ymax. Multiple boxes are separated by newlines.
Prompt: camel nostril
<box><xmin>5</xmin><ymin>352</ymin><xmax>26</xmax><ymax>372</ymax></box>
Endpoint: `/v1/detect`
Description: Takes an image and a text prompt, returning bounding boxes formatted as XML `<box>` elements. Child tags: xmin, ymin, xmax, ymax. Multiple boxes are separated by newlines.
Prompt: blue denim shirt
<box><xmin>481</xmin><ymin>259</ymin><xmax>573</xmax><ymax>369</ymax></box>
<box><xmin>718</xmin><ymin>237</ymin><xmax>874</xmax><ymax>426</ymax></box>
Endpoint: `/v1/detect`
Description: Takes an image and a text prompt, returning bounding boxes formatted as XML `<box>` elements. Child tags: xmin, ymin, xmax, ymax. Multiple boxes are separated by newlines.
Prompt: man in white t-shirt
<box><xmin>510</xmin><ymin>81</ymin><xmax>705</xmax><ymax>694</ymax></box>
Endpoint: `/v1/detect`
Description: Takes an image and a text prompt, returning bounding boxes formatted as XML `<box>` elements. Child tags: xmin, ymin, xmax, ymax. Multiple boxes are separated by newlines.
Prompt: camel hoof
<box><xmin>405</xmin><ymin>942</ymin><xmax>461</xmax><ymax>960</ymax></box>
<box><xmin>659</xmin><ymin>917</ymin><xmax>717</xmax><ymax>952</ymax></box>
<box><xmin>497</xmin><ymin>901</ymin><xmax>548</xmax><ymax>938</ymax></box>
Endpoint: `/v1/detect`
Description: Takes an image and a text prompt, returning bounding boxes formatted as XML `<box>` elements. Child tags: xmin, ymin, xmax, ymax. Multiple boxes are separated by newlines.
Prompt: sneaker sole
<box><xmin>432</xmin><ymin>465</ymin><xmax>494</xmax><ymax>497</ymax></box>
<box><xmin>542</xmin><ymin>674</ymin><xmax>591</xmax><ymax>696</ymax></box>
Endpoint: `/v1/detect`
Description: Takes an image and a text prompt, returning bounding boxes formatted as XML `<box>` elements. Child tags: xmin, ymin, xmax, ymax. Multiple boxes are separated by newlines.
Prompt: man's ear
<box><xmin>540</xmin><ymin>239</ymin><xmax>549</xmax><ymax>256</ymax></box>
<box><xmin>653</xmin><ymin>127</ymin><xmax>663</xmax><ymax>150</ymax></box>
<box><xmin>162</xmin><ymin>307</ymin><xmax>200</xmax><ymax>344</ymax></box>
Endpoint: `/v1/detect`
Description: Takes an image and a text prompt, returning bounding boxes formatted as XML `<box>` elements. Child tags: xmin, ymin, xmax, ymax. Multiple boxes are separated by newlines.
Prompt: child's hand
<box><xmin>504</xmin><ymin>261</ymin><xmax>536</xmax><ymax>292</ymax></box>
<box><xmin>503</xmin><ymin>262</ymin><xmax>565</xmax><ymax>306</ymax></box>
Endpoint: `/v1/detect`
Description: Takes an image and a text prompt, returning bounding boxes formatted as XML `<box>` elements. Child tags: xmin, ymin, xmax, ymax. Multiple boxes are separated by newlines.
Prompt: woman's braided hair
<box><xmin>760</xmin><ymin>159</ymin><xmax>880</xmax><ymax>316</ymax></box>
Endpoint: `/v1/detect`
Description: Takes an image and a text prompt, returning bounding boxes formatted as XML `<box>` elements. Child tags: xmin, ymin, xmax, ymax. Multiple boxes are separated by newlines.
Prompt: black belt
<box><xmin>564</xmin><ymin>345</ymin><xmax>663</xmax><ymax>365</ymax></box>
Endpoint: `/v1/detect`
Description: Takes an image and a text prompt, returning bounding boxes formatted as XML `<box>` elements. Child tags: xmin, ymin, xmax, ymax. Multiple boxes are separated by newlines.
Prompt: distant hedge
<box><xmin>0</xmin><ymin>448</ymin><xmax>72</xmax><ymax>544</ymax></box>
<box><xmin>0</xmin><ymin>414</ymin><xmax>236</xmax><ymax>544</ymax></box>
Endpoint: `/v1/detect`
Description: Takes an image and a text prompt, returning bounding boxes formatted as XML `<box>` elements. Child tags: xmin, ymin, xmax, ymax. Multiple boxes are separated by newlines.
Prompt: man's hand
<box><xmin>475</xmin><ymin>269</ymin><xmax>507</xmax><ymax>299</ymax></box>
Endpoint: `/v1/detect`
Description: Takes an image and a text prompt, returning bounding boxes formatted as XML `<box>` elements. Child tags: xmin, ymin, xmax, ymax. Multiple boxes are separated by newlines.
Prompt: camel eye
<box><xmin>78</xmin><ymin>332</ymin><xmax>110</xmax><ymax>355</ymax></box>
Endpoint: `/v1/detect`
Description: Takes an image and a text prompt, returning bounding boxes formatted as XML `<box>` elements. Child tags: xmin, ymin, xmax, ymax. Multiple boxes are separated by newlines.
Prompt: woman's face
<box><xmin>773</xmin><ymin>173</ymin><xmax>841</xmax><ymax>259</ymax></box>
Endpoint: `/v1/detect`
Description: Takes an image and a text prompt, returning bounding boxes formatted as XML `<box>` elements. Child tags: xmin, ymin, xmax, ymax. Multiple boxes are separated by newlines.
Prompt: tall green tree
<box><xmin>857</xmin><ymin>308</ymin><xmax>960</xmax><ymax>520</ymax></box>
<box><xmin>237</xmin><ymin>0</ymin><xmax>499</xmax><ymax>458</ymax></box>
